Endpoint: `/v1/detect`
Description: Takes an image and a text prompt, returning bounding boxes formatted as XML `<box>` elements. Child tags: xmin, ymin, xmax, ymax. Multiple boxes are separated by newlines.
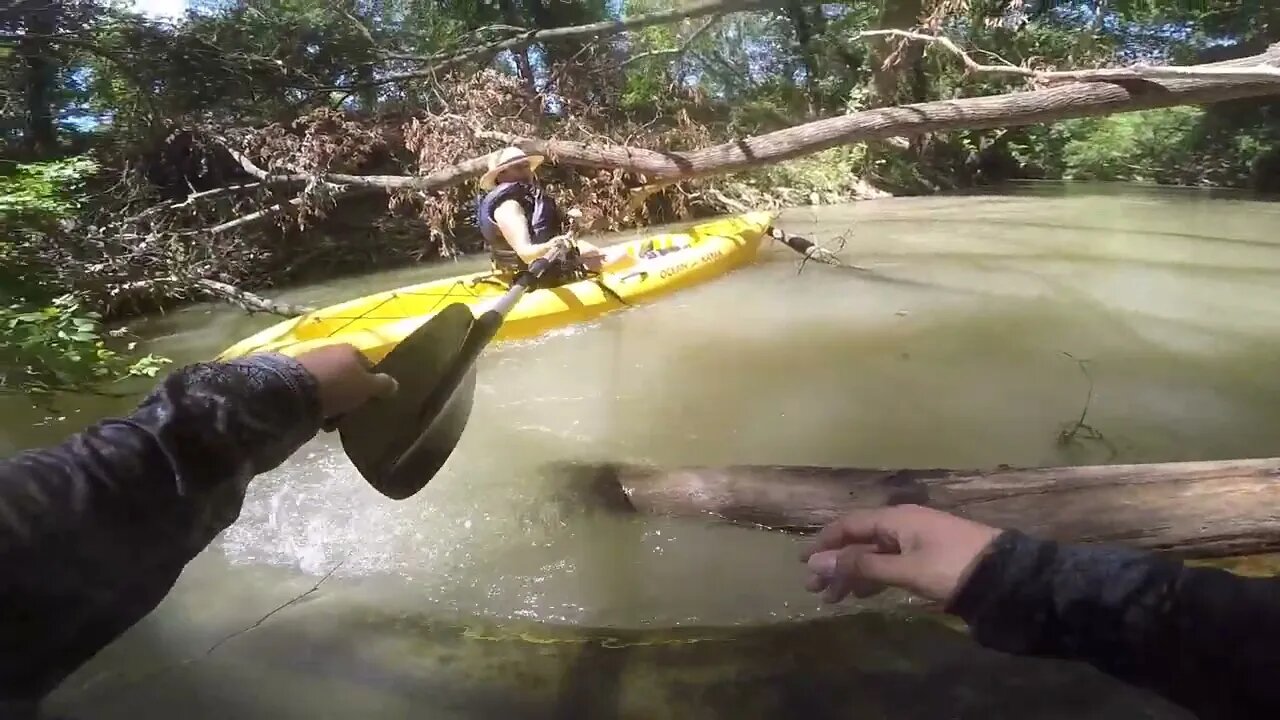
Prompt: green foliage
<box><xmin>9</xmin><ymin>0</ymin><xmax>1275</xmax><ymax>197</ymax></box>
<box><xmin>1056</xmin><ymin>104</ymin><xmax>1280</xmax><ymax>188</ymax></box>
<box><xmin>0</xmin><ymin>156</ymin><xmax>98</xmax><ymax>221</ymax></box>
<box><xmin>840</xmin><ymin>0</ymin><xmax>1278</xmax><ymax>194</ymax></box>
<box><xmin>0</xmin><ymin>296</ymin><xmax>169</xmax><ymax>396</ymax></box>
<box><xmin>1061</xmin><ymin>108</ymin><xmax>1200</xmax><ymax>182</ymax></box>
<box><xmin>716</xmin><ymin>145</ymin><xmax>874</xmax><ymax>208</ymax></box>
<box><xmin>0</xmin><ymin>157</ymin><xmax>98</xmax><ymax>300</ymax></box>
<box><xmin>0</xmin><ymin>158</ymin><xmax>170</xmax><ymax>396</ymax></box>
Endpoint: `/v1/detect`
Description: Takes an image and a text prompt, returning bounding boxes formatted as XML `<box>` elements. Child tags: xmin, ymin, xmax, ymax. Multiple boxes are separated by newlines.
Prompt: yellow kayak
<box><xmin>216</xmin><ymin>210</ymin><xmax>777</xmax><ymax>363</ymax></box>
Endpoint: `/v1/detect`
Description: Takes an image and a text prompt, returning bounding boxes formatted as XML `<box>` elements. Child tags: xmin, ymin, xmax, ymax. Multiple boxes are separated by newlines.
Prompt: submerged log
<box><xmin>576</xmin><ymin>457</ymin><xmax>1280</xmax><ymax>559</ymax></box>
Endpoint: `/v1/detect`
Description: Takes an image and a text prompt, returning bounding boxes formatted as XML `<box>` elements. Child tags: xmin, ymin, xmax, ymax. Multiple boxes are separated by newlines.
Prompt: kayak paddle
<box><xmin>334</xmin><ymin>239</ymin><xmax>572</xmax><ymax>500</ymax></box>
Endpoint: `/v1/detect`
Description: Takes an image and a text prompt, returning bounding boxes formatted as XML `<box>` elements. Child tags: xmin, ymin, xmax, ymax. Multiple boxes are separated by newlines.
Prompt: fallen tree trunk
<box><xmin>577</xmin><ymin>457</ymin><xmax>1280</xmax><ymax>559</ymax></box>
<box><xmin>497</xmin><ymin>43</ymin><xmax>1280</xmax><ymax>184</ymax></box>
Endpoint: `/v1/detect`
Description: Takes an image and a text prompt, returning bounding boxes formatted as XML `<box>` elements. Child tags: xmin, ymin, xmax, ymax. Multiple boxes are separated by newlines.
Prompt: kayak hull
<box><xmin>215</xmin><ymin>211</ymin><xmax>777</xmax><ymax>363</ymax></box>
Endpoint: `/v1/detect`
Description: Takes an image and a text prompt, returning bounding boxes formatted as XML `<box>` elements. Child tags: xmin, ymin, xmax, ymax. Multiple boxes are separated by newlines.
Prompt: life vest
<box><xmin>476</xmin><ymin>181</ymin><xmax>563</xmax><ymax>272</ymax></box>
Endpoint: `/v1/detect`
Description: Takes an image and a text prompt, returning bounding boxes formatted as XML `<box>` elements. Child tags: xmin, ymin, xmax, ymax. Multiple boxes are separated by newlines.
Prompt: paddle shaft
<box><xmin>366</xmin><ymin>243</ymin><xmax>569</xmax><ymax>480</ymax></box>
<box><xmin>336</xmin><ymin>236</ymin><xmax>577</xmax><ymax>498</ymax></box>
<box><xmin>486</xmin><ymin>241</ymin><xmax>568</xmax><ymax>320</ymax></box>
<box><xmin>325</xmin><ymin>242</ymin><xmax>567</xmax><ymax>432</ymax></box>
<box><xmin>389</xmin><ymin>241</ymin><xmax>568</xmax><ymax>426</ymax></box>
<box><xmin>464</xmin><ymin>239</ymin><xmax>570</xmax><ymax>350</ymax></box>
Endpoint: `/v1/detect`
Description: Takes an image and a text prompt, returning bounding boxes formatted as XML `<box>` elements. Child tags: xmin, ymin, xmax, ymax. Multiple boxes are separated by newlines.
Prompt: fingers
<box><xmin>809</xmin><ymin>545</ymin><xmax>906</xmax><ymax>604</ymax></box>
<box><xmin>369</xmin><ymin>372</ymin><xmax>399</xmax><ymax>399</ymax></box>
<box><xmin>801</xmin><ymin>508</ymin><xmax>886</xmax><ymax>561</ymax></box>
<box><xmin>295</xmin><ymin>343</ymin><xmax>401</xmax><ymax>419</ymax></box>
<box><xmin>805</xmin><ymin>549</ymin><xmax>839</xmax><ymax>594</ymax></box>
<box><xmin>800</xmin><ymin>505</ymin><xmax>1003</xmax><ymax>605</ymax></box>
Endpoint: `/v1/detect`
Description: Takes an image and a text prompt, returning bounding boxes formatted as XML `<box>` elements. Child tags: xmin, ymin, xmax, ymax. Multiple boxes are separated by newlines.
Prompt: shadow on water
<box><xmin>49</xmin><ymin>598</ymin><xmax>1190</xmax><ymax>720</ymax></box>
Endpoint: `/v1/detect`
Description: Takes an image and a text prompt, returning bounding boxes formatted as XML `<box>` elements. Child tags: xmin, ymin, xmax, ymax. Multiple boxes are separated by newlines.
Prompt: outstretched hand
<box><xmin>295</xmin><ymin>344</ymin><xmax>399</xmax><ymax>419</ymax></box>
<box><xmin>800</xmin><ymin>504</ymin><xmax>1002</xmax><ymax>605</ymax></box>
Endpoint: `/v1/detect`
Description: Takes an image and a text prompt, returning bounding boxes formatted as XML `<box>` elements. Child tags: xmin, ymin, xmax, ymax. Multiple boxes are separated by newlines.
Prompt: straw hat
<box><xmin>478</xmin><ymin>146</ymin><xmax>544</xmax><ymax>190</ymax></box>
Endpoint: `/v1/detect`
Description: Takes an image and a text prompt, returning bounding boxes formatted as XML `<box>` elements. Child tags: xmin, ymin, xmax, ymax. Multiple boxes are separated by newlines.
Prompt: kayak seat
<box><xmin>639</xmin><ymin>238</ymin><xmax>692</xmax><ymax>259</ymax></box>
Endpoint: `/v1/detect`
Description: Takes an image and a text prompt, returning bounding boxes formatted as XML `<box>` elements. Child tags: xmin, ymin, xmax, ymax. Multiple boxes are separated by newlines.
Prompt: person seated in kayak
<box><xmin>477</xmin><ymin>147</ymin><xmax>632</xmax><ymax>284</ymax></box>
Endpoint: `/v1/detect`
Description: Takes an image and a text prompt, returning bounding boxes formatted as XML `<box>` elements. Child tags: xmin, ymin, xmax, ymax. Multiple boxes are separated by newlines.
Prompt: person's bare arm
<box><xmin>494</xmin><ymin>199</ymin><xmax>555</xmax><ymax>264</ymax></box>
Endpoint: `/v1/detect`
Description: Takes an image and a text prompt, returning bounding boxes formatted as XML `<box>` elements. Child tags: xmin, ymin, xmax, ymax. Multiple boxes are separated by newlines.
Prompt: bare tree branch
<box><xmin>109</xmin><ymin>277</ymin><xmax>314</xmax><ymax>317</ymax></box>
<box><xmin>223</xmin><ymin>143</ymin><xmax>492</xmax><ymax>193</ymax></box>
<box><xmin>621</xmin><ymin>14</ymin><xmax>721</xmax><ymax>68</ymax></box>
<box><xmin>216</xmin><ymin>42</ymin><xmax>1280</xmax><ymax>204</ymax></box>
<box><xmin>859</xmin><ymin>29</ymin><xmax>1280</xmax><ymax>83</ymax></box>
<box><xmin>316</xmin><ymin>0</ymin><xmax>787</xmax><ymax>91</ymax></box>
<box><xmin>171</xmin><ymin>182</ymin><xmax>262</xmax><ymax>210</ymax></box>
<box><xmin>193</xmin><ymin>278</ymin><xmax>314</xmax><ymax>317</ymax></box>
<box><xmin>206</xmin><ymin>198</ymin><xmax>302</xmax><ymax>235</ymax></box>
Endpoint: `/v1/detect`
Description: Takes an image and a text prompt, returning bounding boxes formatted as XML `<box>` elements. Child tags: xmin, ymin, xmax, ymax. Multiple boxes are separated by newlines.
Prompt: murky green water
<box><xmin>30</xmin><ymin>183</ymin><xmax>1280</xmax><ymax>718</ymax></box>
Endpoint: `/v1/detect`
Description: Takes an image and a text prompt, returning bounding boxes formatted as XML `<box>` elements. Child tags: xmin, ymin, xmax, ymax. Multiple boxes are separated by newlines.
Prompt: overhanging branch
<box><xmin>219</xmin><ymin>42</ymin><xmax>1280</xmax><ymax>205</ymax></box>
<box><xmin>859</xmin><ymin>29</ymin><xmax>1280</xmax><ymax>83</ymax></box>
<box><xmin>620</xmin><ymin>14</ymin><xmax>722</xmax><ymax>68</ymax></box>
<box><xmin>316</xmin><ymin>0</ymin><xmax>787</xmax><ymax>91</ymax></box>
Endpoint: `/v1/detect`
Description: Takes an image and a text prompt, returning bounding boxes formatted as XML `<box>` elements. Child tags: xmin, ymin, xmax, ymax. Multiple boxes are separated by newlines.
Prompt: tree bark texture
<box><xmin>239</xmin><ymin>43</ymin><xmax>1280</xmax><ymax>195</ymax></box>
<box><xmin>585</xmin><ymin>457</ymin><xmax>1280</xmax><ymax>559</ymax></box>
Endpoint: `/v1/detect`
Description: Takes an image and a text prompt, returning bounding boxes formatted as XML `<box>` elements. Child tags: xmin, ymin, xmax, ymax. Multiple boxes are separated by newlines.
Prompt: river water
<box><xmin>28</xmin><ymin>183</ymin><xmax>1280</xmax><ymax>718</ymax></box>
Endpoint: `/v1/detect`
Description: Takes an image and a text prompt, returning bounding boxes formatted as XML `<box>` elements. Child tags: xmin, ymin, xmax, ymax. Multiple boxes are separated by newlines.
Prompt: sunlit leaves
<box><xmin>0</xmin><ymin>158</ymin><xmax>171</xmax><ymax>396</ymax></box>
<box><xmin>0</xmin><ymin>157</ymin><xmax>99</xmax><ymax>218</ymax></box>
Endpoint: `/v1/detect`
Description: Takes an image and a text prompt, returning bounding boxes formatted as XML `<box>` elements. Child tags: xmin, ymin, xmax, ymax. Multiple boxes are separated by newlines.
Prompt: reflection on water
<box><xmin>29</xmin><ymin>184</ymin><xmax>1280</xmax><ymax>717</ymax></box>
<box><xmin>51</xmin><ymin>592</ymin><xmax>1191</xmax><ymax>720</ymax></box>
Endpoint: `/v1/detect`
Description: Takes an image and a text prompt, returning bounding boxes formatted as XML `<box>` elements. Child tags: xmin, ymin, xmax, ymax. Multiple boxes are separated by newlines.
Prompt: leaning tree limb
<box><xmin>222</xmin><ymin>145</ymin><xmax>492</xmax><ymax>194</ymax></box>
<box><xmin>220</xmin><ymin>42</ymin><xmax>1280</xmax><ymax>199</ymax></box>
<box><xmin>491</xmin><ymin>42</ymin><xmax>1280</xmax><ymax>186</ymax></box>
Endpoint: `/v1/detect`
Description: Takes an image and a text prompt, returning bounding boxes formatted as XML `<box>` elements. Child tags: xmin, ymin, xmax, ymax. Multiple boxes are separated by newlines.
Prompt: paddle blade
<box><xmin>338</xmin><ymin>303</ymin><xmax>475</xmax><ymax>500</ymax></box>
<box><xmin>369</xmin><ymin>364</ymin><xmax>477</xmax><ymax>499</ymax></box>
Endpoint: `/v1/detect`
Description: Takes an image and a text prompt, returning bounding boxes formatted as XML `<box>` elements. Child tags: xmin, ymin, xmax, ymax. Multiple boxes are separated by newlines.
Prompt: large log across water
<box><xmin>574</xmin><ymin>457</ymin><xmax>1280</xmax><ymax>559</ymax></box>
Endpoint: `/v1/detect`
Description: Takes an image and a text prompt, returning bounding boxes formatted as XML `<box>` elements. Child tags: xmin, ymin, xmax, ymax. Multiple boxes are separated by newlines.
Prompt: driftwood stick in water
<box><xmin>106</xmin><ymin>276</ymin><xmax>315</xmax><ymax>318</ymax></box>
<box><xmin>584</xmin><ymin>457</ymin><xmax>1280</xmax><ymax>559</ymax></box>
<box><xmin>767</xmin><ymin>227</ymin><xmax>865</xmax><ymax>270</ymax></box>
<box><xmin>192</xmin><ymin>279</ymin><xmax>315</xmax><ymax>317</ymax></box>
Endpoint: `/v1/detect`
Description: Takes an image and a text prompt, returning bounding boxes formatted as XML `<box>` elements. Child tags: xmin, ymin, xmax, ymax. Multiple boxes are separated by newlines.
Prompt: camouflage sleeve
<box><xmin>0</xmin><ymin>353</ymin><xmax>322</xmax><ymax>703</ymax></box>
<box><xmin>948</xmin><ymin>529</ymin><xmax>1280</xmax><ymax>720</ymax></box>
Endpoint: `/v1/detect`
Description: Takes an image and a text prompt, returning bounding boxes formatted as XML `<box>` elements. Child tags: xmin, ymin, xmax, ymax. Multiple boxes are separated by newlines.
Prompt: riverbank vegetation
<box><xmin>3</xmin><ymin>0</ymin><xmax>1279</xmax><ymax>392</ymax></box>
